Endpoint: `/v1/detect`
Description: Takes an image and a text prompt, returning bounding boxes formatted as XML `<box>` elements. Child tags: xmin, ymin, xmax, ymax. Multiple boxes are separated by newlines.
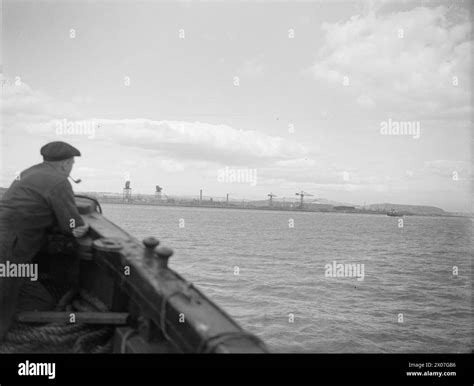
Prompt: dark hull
<box><xmin>9</xmin><ymin>196</ymin><xmax>268</xmax><ymax>354</ymax></box>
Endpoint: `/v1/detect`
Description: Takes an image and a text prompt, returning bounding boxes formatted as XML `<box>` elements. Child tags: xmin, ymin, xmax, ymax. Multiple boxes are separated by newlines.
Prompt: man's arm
<box><xmin>47</xmin><ymin>179</ymin><xmax>86</xmax><ymax>235</ymax></box>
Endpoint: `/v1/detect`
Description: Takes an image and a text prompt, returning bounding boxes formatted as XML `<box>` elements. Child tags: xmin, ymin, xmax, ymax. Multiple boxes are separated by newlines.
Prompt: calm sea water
<box><xmin>101</xmin><ymin>203</ymin><xmax>472</xmax><ymax>353</ymax></box>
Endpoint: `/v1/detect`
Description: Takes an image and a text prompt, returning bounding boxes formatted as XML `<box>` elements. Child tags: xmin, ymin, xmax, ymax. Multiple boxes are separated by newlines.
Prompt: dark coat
<box><xmin>0</xmin><ymin>162</ymin><xmax>84</xmax><ymax>339</ymax></box>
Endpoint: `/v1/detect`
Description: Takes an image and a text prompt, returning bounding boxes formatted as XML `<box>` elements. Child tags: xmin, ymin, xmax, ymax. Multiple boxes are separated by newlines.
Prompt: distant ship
<box><xmin>387</xmin><ymin>208</ymin><xmax>403</xmax><ymax>217</ymax></box>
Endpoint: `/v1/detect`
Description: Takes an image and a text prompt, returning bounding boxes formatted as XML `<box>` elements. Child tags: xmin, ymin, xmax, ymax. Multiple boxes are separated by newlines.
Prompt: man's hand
<box><xmin>72</xmin><ymin>224</ymin><xmax>89</xmax><ymax>238</ymax></box>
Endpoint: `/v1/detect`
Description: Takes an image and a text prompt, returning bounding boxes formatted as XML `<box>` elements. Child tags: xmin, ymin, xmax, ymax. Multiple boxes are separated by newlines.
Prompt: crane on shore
<box><xmin>267</xmin><ymin>193</ymin><xmax>276</xmax><ymax>207</ymax></box>
<box><xmin>295</xmin><ymin>191</ymin><xmax>314</xmax><ymax>209</ymax></box>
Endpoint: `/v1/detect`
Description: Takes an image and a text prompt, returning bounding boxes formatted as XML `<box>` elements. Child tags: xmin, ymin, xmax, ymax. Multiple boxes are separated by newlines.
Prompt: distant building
<box><xmin>334</xmin><ymin>206</ymin><xmax>356</xmax><ymax>211</ymax></box>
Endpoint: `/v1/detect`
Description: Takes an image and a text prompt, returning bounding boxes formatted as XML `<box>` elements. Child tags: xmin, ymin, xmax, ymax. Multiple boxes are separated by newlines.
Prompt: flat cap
<box><xmin>40</xmin><ymin>141</ymin><xmax>81</xmax><ymax>161</ymax></box>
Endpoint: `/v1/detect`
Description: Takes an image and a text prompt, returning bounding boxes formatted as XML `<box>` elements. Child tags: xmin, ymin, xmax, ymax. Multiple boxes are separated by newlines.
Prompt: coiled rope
<box><xmin>0</xmin><ymin>289</ymin><xmax>114</xmax><ymax>354</ymax></box>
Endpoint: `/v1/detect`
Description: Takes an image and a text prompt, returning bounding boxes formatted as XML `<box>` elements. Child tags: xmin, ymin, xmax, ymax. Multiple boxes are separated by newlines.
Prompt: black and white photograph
<box><xmin>0</xmin><ymin>0</ymin><xmax>472</xmax><ymax>383</ymax></box>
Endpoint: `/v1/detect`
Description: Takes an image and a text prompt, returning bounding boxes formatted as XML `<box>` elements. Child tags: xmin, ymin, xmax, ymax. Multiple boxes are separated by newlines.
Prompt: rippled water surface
<box><xmin>101</xmin><ymin>204</ymin><xmax>472</xmax><ymax>353</ymax></box>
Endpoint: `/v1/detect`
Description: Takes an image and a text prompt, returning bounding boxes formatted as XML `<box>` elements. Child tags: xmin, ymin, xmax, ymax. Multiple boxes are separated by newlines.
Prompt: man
<box><xmin>0</xmin><ymin>141</ymin><xmax>89</xmax><ymax>341</ymax></box>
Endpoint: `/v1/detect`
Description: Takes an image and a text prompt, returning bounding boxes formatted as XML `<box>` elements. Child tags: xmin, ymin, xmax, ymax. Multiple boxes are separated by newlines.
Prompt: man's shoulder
<box><xmin>24</xmin><ymin>163</ymin><xmax>65</xmax><ymax>180</ymax></box>
<box><xmin>15</xmin><ymin>163</ymin><xmax>68</xmax><ymax>194</ymax></box>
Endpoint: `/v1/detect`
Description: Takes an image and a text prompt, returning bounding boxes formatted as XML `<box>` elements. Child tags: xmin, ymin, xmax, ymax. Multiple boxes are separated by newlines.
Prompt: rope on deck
<box><xmin>0</xmin><ymin>289</ymin><xmax>114</xmax><ymax>354</ymax></box>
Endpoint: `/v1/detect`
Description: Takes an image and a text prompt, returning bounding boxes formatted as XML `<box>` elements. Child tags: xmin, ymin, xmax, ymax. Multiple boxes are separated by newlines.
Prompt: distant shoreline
<box><xmin>0</xmin><ymin>187</ymin><xmax>469</xmax><ymax>217</ymax></box>
<box><xmin>97</xmin><ymin>199</ymin><xmax>468</xmax><ymax>218</ymax></box>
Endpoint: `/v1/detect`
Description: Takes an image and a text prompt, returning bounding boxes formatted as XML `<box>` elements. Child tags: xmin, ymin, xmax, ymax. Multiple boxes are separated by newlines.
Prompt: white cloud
<box><xmin>238</xmin><ymin>55</ymin><xmax>265</xmax><ymax>78</ymax></box>
<box><xmin>2</xmin><ymin>80</ymin><xmax>80</xmax><ymax>121</ymax></box>
<box><xmin>159</xmin><ymin>159</ymin><xmax>186</xmax><ymax>173</ymax></box>
<box><xmin>421</xmin><ymin>159</ymin><xmax>470</xmax><ymax>179</ymax></box>
<box><xmin>311</xmin><ymin>6</ymin><xmax>472</xmax><ymax>118</ymax></box>
<box><xmin>275</xmin><ymin>158</ymin><xmax>317</xmax><ymax>168</ymax></box>
<box><xmin>1</xmin><ymin>78</ymin><xmax>309</xmax><ymax>168</ymax></box>
<box><xmin>356</xmin><ymin>94</ymin><xmax>376</xmax><ymax>109</ymax></box>
<box><xmin>93</xmin><ymin>118</ymin><xmax>308</xmax><ymax>165</ymax></box>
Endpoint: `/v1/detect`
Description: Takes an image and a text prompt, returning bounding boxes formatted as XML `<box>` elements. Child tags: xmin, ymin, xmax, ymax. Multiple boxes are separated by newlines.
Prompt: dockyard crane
<box><xmin>295</xmin><ymin>191</ymin><xmax>314</xmax><ymax>209</ymax></box>
<box><xmin>155</xmin><ymin>185</ymin><xmax>163</xmax><ymax>200</ymax></box>
<box><xmin>123</xmin><ymin>181</ymin><xmax>132</xmax><ymax>202</ymax></box>
<box><xmin>267</xmin><ymin>193</ymin><xmax>276</xmax><ymax>206</ymax></box>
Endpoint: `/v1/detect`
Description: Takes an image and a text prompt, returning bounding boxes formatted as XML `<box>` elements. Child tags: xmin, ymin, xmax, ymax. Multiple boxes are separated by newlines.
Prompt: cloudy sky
<box><xmin>0</xmin><ymin>0</ymin><xmax>472</xmax><ymax>212</ymax></box>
